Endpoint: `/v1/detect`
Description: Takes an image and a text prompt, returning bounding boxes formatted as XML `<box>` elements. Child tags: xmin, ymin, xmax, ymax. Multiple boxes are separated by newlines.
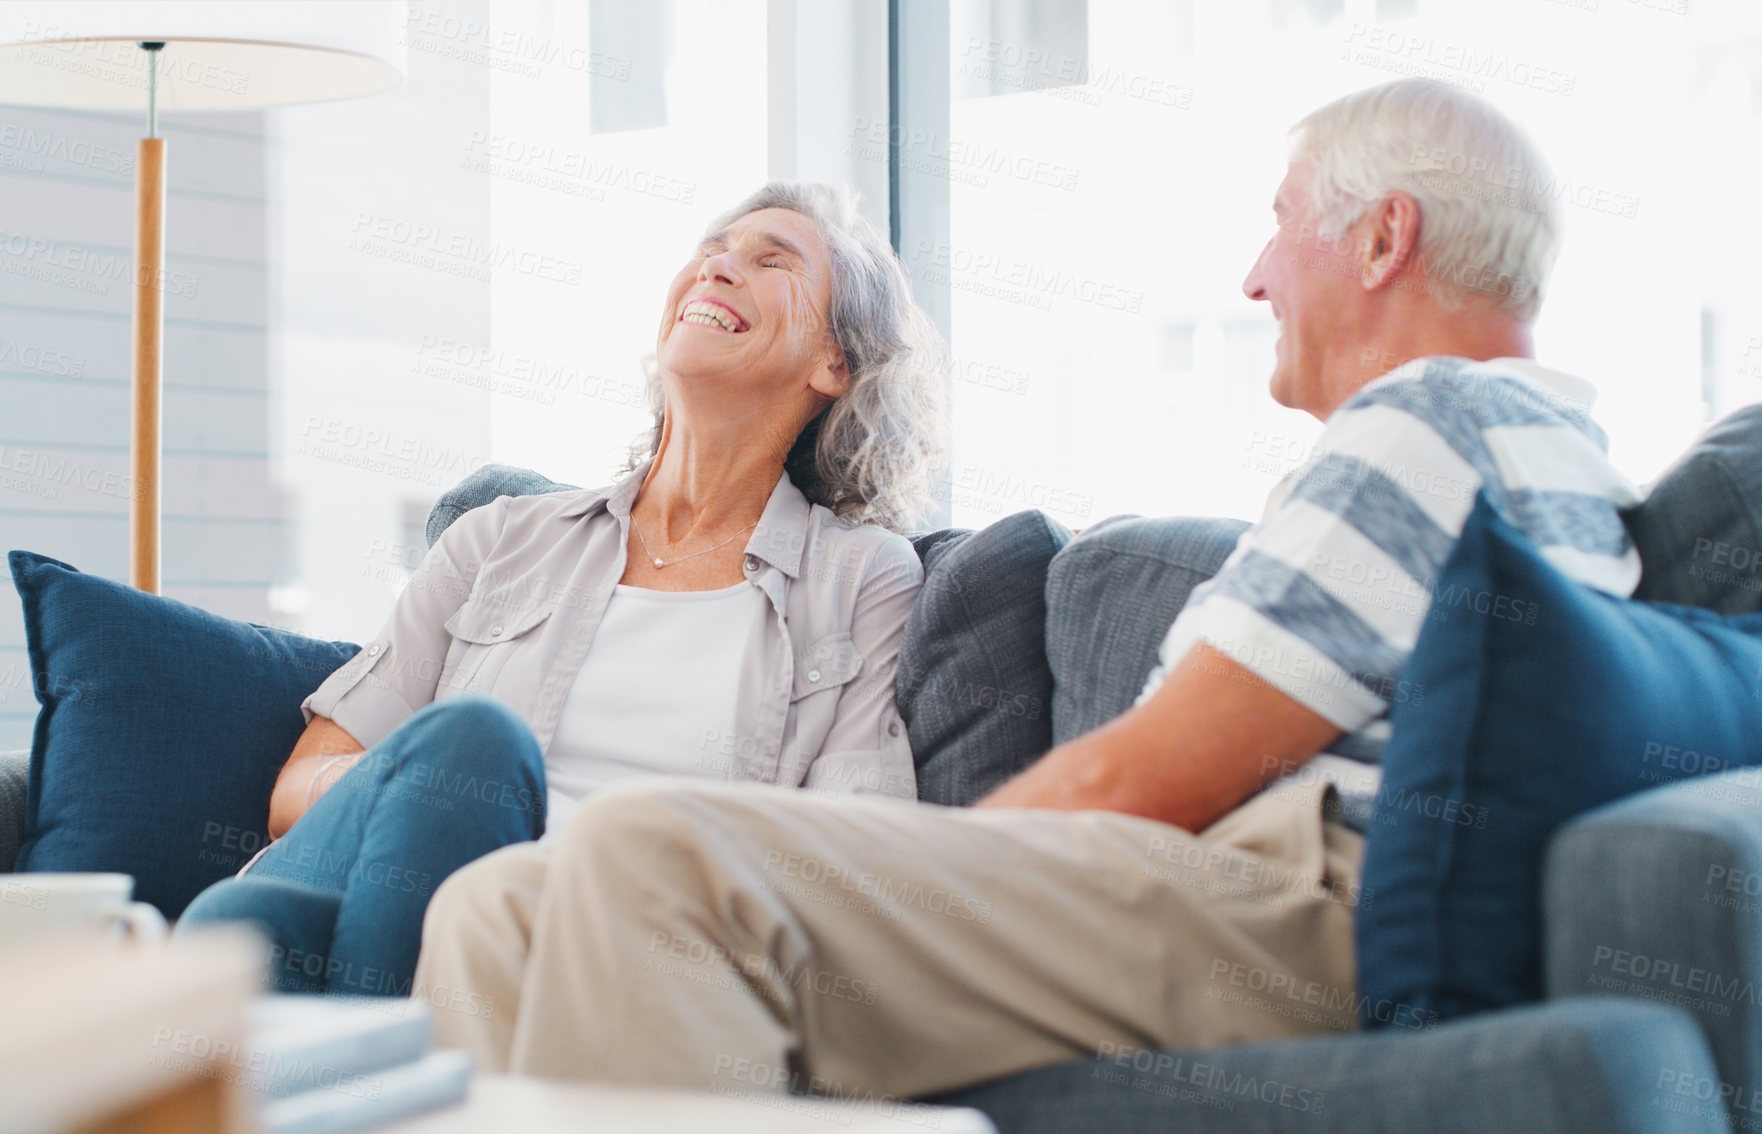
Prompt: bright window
<box><xmin>911</xmin><ymin>0</ymin><xmax>1762</xmax><ymax>531</ymax></box>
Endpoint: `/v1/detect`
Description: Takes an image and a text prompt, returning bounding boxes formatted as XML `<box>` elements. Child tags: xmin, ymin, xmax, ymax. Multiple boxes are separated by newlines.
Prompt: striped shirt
<box><xmin>1142</xmin><ymin>356</ymin><xmax>1642</xmax><ymax>784</ymax></box>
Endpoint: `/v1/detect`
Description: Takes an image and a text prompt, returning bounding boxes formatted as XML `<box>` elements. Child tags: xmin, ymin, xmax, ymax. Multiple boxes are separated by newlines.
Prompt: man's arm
<box><xmin>975</xmin><ymin>642</ymin><xmax>1341</xmax><ymax>831</ymax></box>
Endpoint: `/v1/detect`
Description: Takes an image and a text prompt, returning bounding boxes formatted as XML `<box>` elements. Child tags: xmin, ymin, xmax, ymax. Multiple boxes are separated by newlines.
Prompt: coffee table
<box><xmin>0</xmin><ymin>928</ymin><xmax>263</xmax><ymax>1133</ymax></box>
<box><xmin>0</xmin><ymin>928</ymin><xmax>996</xmax><ymax>1134</ymax></box>
<box><xmin>381</xmin><ymin>1075</ymin><xmax>997</xmax><ymax>1132</ymax></box>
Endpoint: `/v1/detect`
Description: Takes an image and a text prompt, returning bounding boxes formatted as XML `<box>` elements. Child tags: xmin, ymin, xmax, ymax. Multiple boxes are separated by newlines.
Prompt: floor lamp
<box><xmin>0</xmin><ymin>2</ymin><xmax>405</xmax><ymax>592</ymax></box>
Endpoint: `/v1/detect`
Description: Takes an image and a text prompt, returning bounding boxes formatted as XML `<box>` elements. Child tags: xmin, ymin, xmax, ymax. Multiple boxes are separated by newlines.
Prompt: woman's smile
<box><xmin>677</xmin><ymin>297</ymin><xmax>750</xmax><ymax>333</ymax></box>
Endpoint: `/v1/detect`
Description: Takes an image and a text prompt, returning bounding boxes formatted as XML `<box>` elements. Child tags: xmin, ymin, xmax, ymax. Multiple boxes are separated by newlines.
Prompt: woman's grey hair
<box><xmin>629</xmin><ymin>181</ymin><xmax>948</xmax><ymax>532</ymax></box>
<box><xmin>1289</xmin><ymin>78</ymin><xmax>1562</xmax><ymax>322</ymax></box>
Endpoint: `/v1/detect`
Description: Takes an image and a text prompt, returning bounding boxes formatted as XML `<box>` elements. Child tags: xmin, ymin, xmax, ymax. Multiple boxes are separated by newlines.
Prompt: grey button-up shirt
<box><xmin>303</xmin><ymin>465</ymin><xmax>921</xmax><ymax>799</ymax></box>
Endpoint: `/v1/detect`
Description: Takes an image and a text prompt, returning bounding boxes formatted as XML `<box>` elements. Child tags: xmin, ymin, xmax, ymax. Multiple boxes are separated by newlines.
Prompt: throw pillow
<box><xmin>896</xmin><ymin>511</ymin><xmax>1071</xmax><ymax>807</ymax></box>
<box><xmin>1627</xmin><ymin>403</ymin><xmax>1762</xmax><ymax>614</ymax></box>
<box><xmin>425</xmin><ymin>463</ymin><xmax>576</xmax><ymax>547</ymax></box>
<box><xmin>9</xmin><ymin>551</ymin><xmax>359</xmax><ymax>919</ymax></box>
<box><xmin>1357</xmin><ymin>495</ymin><xmax>1762</xmax><ymax>1025</ymax></box>
<box><xmin>1042</xmin><ymin>515</ymin><xmax>1250</xmax><ymax>745</ymax></box>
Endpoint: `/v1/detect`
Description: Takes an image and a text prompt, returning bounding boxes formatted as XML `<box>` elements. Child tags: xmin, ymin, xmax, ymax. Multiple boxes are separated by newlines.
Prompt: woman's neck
<box><xmin>636</xmin><ymin>413</ymin><xmax>798</xmax><ymax>543</ymax></box>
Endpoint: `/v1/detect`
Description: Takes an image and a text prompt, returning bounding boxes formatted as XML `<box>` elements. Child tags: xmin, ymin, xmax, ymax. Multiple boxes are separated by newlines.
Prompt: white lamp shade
<box><xmin>0</xmin><ymin>0</ymin><xmax>406</xmax><ymax>110</ymax></box>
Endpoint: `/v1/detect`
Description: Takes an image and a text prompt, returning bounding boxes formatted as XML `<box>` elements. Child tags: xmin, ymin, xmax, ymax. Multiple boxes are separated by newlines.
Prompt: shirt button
<box><xmin>806</xmin><ymin>669</ymin><xmax>822</xmax><ymax>683</ymax></box>
<box><xmin>888</xmin><ymin>721</ymin><xmax>901</xmax><ymax>737</ymax></box>
<box><xmin>366</xmin><ymin>644</ymin><xmax>381</xmax><ymax>657</ymax></box>
<box><xmin>490</xmin><ymin>625</ymin><xmax>504</xmax><ymax>637</ymax></box>
<box><xmin>743</xmin><ymin>555</ymin><xmax>760</xmax><ymax>573</ymax></box>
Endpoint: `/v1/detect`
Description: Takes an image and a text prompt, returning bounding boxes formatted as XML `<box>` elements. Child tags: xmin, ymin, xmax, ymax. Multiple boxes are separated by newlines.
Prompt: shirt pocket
<box><xmin>790</xmin><ymin>632</ymin><xmax>866</xmax><ymax>703</ymax></box>
<box><xmin>442</xmin><ymin>596</ymin><xmax>553</xmax><ymax>695</ymax></box>
<box><xmin>780</xmin><ymin>632</ymin><xmax>868</xmax><ymax>786</ymax></box>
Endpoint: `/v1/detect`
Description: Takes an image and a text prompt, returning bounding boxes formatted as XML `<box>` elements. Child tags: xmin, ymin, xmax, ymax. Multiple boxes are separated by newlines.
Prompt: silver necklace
<box><xmin>630</xmin><ymin>515</ymin><xmax>757</xmax><ymax>569</ymax></box>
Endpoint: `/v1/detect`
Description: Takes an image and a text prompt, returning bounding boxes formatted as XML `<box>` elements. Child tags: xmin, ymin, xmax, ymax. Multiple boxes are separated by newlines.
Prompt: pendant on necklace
<box><xmin>653</xmin><ymin>558</ymin><xmax>666</xmax><ymax>568</ymax></box>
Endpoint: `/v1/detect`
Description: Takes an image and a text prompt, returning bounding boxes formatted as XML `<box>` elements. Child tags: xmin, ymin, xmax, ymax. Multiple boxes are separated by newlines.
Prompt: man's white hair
<box><xmin>1290</xmin><ymin>78</ymin><xmax>1561</xmax><ymax>322</ymax></box>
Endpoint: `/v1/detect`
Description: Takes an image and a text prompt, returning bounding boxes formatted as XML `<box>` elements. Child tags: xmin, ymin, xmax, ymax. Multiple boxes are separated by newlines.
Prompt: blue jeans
<box><xmin>178</xmin><ymin>696</ymin><xmax>546</xmax><ymax>995</ymax></box>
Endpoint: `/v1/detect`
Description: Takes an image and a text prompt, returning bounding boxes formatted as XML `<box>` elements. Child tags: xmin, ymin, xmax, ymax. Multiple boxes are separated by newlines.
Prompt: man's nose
<box><xmin>1243</xmin><ymin>240</ymin><xmax>1271</xmax><ymax>302</ymax></box>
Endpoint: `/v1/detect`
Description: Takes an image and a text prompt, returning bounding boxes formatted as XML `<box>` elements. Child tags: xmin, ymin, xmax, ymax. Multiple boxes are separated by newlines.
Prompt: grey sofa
<box><xmin>9</xmin><ymin>413</ymin><xmax>1762</xmax><ymax>1132</ymax></box>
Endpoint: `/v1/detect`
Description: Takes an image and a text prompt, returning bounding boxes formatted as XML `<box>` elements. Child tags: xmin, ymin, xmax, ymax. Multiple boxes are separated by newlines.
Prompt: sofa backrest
<box><xmin>425</xmin><ymin>405</ymin><xmax>1762</xmax><ymax>806</ymax></box>
<box><xmin>1628</xmin><ymin>403</ymin><xmax>1762</xmax><ymax>614</ymax></box>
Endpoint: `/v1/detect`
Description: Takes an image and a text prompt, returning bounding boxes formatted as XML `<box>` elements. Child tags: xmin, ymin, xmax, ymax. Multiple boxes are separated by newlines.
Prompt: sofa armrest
<box><xmin>931</xmin><ymin>999</ymin><xmax>1726</xmax><ymax>1134</ymax></box>
<box><xmin>1546</xmin><ymin>772</ymin><xmax>1762</xmax><ymax>1113</ymax></box>
<box><xmin>0</xmin><ymin>749</ymin><xmax>28</xmax><ymax>873</ymax></box>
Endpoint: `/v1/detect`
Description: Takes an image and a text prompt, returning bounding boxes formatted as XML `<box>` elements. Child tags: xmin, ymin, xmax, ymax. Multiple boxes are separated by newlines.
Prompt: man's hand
<box><xmin>976</xmin><ymin>643</ymin><xmax>1342</xmax><ymax>831</ymax></box>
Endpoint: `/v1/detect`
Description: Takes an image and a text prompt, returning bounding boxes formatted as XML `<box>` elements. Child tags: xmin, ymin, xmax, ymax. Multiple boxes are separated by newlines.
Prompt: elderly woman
<box><xmin>177</xmin><ymin>182</ymin><xmax>946</xmax><ymax>997</ymax></box>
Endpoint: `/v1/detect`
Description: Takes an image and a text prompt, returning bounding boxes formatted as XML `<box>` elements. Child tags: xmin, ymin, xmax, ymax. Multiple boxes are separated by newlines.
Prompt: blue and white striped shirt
<box><xmin>1144</xmin><ymin>356</ymin><xmax>1642</xmax><ymax>771</ymax></box>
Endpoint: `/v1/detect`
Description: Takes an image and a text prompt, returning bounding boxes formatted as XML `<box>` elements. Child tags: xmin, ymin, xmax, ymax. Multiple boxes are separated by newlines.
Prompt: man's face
<box><xmin>1241</xmin><ymin>163</ymin><xmax>1364</xmax><ymax>418</ymax></box>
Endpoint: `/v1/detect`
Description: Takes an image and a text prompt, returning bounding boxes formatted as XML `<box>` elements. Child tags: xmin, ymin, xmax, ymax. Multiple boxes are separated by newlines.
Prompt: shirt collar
<box><xmin>1485</xmin><ymin>357</ymin><xmax>1597</xmax><ymax>411</ymax></box>
<box><xmin>554</xmin><ymin>461</ymin><xmax>813</xmax><ymax>579</ymax></box>
<box><xmin>743</xmin><ymin>471</ymin><xmax>813</xmax><ymax>579</ymax></box>
<box><xmin>555</xmin><ymin>465</ymin><xmax>643</xmax><ymax>521</ymax></box>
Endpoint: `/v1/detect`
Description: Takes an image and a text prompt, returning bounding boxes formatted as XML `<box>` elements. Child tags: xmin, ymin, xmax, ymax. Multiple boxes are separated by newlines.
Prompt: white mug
<box><xmin>0</xmin><ymin>873</ymin><xmax>168</xmax><ymax>946</ymax></box>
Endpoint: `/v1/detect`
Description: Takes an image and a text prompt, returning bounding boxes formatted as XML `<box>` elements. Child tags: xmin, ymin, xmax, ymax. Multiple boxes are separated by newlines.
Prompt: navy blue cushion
<box><xmin>1357</xmin><ymin>495</ymin><xmax>1762</xmax><ymax>1025</ymax></box>
<box><xmin>9</xmin><ymin>551</ymin><xmax>359</xmax><ymax>918</ymax></box>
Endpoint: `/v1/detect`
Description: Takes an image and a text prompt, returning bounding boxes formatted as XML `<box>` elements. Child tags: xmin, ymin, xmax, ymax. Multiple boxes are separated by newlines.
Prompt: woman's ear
<box><xmin>808</xmin><ymin>347</ymin><xmax>851</xmax><ymax>400</ymax></box>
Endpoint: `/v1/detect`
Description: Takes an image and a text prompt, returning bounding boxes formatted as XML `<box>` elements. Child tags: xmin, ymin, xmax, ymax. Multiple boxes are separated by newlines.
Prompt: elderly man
<box><xmin>412</xmin><ymin>78</ymin><xmax>1641</xmax><ymax>1099</ymax></box>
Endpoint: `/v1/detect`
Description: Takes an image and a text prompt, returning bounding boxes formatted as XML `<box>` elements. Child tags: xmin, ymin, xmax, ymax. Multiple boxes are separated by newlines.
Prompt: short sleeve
<box><xmin>1150</xmin><ymin>400</ymin><xmax>1482</xmax><ymax>732</ymax></box>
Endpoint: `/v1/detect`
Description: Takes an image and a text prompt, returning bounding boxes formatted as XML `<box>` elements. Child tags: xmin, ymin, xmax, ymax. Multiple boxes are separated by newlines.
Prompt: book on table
<box><xmin>243</xmin><ymin>995</ymin><xmax>473</xmax><ymax>1133</ymax></box>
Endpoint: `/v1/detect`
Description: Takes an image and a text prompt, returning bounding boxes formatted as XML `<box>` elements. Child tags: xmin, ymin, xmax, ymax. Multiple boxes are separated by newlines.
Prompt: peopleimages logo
<box><xmin>847</xmin><ymin>117</ymin><xmax>1081</xmax><ymax>191</ymax></box>
<box><xmin>908</xmin><ymin>239</ymin><xmax>1143</xmax><ymax>313</ymax></box>
<box><xmin>1207</xmin><ymin>960</ymin><xmax>1438</xmax><ymax>1031</ymax></box>
<box><xmin>348</xmin><ymin>214</ymin><xmax>584</xmax><ymax>285</ymax></box>
<box><xmin>400</xmin><ymin>5</ymin><xmax>632</xmax><ymax>80</ymax></box>
<box><xmin>1095</xmin><ymin>1043</ymin><xmax>1326</xmax><ymax>1114</ymax></box>
<box><xmin>20</xmin><ymin>22</ymin><xmax>249</xmax><ymax>96</ymax></box>
<box><xmin>0</xmin><ymin>230</ymin><xmax>200</xmax><ymax>299</ymax></box>
<box><xmin>0</xmin><ymin>338</ymin><xmax>83</xmax><ymax>377</ymax></box>
<box><xmin>0</xmin><ymin>123</ymin><xmax>132</xmax><ymax>175</ymax></box>
<box><xmin>759</xmin><ymin>851</ymin><xmax>993</xmax><ymax>924</ymax></box>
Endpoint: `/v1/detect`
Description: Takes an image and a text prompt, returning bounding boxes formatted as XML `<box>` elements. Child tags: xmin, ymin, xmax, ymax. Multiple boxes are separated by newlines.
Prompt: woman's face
<box><xmin>655</xmin><ymin>207</ymin><xmax>848</xmax><ymax>400</ymax></box>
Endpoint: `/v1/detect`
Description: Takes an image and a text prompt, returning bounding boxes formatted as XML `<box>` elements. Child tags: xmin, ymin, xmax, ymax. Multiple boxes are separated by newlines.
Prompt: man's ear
<box><xmin>1359</xmin><ymin>191</ymin><xmax>1421</xmax><ymax>291</ymax></box>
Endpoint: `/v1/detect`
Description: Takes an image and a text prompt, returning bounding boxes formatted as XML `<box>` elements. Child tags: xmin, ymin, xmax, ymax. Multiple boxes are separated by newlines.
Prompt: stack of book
<box><xmin>241</xmin><ymin>995</ymin><xmax>474</xmax><ymax>1134</ymax></box>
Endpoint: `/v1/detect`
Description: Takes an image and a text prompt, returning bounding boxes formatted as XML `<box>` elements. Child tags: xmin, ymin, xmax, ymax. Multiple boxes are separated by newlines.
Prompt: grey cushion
<box><xmin>1546</xmin><ymin>769</ymin><xmax>1762</xmax><ymax>1121</ymax></box>
<box><xmin>1043</xmin><ymin>515</ymin><xmax>1250</xmax><ymax>745</ymax></box>
<box><xmin>932</xmin><ymin>998</ymin><xmax>1723</xmax><ymax>1134</ymax></box>
<box><xmin>426</xmin><ymin>463</ymin><xmax>577</xmax><ymax>547</ymax></box>
<box><xmin>0</xmin><ymin>748</ymin><xmax>28</xmax><ymax>872</ymax></box>
<box><xmin>1629</xmin><ymin>403</ymin><xmax>1762</xmax><ymax>613</ymax></box>
<box><xmin>897</xmin><ymin>511</ymin><xmax>1071</xmax><ymax>807</ymax></box>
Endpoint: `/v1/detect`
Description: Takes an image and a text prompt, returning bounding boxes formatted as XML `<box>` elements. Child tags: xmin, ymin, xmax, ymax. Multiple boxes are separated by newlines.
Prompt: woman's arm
<box><xmin>267</xmin><ymin>714</ymin><xmax>367</xmax><ymax>838</ymax></box>
<box><xmin>275</xmin><ymin>498</ymin><xmax>513</xmax><ymax>838</ymax></box>
<box><xmin>801</xmin><ymin>537</ymin><xmax>922</xmax><ymax>799</ymax></box>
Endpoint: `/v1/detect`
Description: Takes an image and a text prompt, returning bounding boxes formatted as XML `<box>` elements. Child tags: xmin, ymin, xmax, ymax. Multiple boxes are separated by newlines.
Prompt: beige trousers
<box><xmin>413</xmin><ymin>777</ymin><xmax>1363</xmax><ymax>1099</ymax></box>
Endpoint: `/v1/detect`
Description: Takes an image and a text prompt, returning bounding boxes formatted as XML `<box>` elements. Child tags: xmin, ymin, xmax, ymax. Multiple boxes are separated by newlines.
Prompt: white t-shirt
<box><xmin>542</xmin><ymin>581</ymin><xmax>772</xmax><ymax>839</ymax></box>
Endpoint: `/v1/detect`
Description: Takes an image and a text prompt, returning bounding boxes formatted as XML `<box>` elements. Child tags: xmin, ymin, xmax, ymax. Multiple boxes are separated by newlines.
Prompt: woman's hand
<box><xmin>267</xmin><ymin>716</ymin><xmax>366</xmax><ymax>838</ymax></box>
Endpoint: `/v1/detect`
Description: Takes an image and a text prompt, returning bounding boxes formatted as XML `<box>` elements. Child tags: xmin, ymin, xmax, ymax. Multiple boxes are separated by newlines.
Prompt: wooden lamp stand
<box><xmin>130</xmin><ymin>43</ymin><xmax>166</xmax><ymax>594</ymax></box>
